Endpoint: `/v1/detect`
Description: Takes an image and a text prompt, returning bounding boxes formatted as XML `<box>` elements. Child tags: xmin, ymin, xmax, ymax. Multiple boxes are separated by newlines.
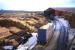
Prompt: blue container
<box><xmin>38</xmin><ymin>29</ymin><xmax>46</xmax><ymax>45</ymax></box>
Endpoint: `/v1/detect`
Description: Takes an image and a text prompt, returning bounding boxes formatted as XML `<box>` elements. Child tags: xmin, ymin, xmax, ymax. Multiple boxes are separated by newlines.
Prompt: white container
<box><xmin>38</xmin><ymin>23</ymin><xmax>54</xmax><ymax>43</ymax></box>
<box><xmin>16</xmin><ymin>33</ymin><xmax>38</xmax><ymax>50</ymax></box>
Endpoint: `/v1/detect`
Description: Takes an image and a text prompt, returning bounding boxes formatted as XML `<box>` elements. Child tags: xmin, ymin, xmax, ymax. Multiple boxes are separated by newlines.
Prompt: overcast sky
<box><xmin>0</xmin><ymin>0</ymin><xmax>75</xmax><ymax>11</ymax></box>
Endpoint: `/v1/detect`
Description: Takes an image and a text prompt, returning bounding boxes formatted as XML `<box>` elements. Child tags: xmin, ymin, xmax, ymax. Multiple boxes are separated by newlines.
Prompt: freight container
<box><xmin>38</xmin><ymin>23</ymin><xmax>54</xmax><ymax>45</ymax></box>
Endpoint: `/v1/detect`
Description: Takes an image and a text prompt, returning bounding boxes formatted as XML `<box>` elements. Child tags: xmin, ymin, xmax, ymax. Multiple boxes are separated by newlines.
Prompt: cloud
<box><xmin>0</xmin><ymin>0</ymin><xmax>75</xmax><ymax>11</ymax></box>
